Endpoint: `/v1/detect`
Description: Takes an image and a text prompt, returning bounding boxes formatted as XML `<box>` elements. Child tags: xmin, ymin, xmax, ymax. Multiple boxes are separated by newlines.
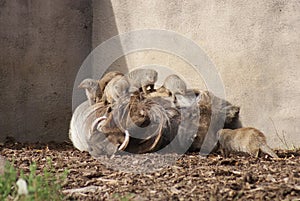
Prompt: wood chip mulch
<box><xmin>1</xmin><ymin>139</ymin><xmax>299</xmax><ymax>201</ymax></box>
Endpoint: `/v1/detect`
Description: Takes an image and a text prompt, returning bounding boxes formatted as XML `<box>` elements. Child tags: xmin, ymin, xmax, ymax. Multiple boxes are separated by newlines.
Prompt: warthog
<box><xmin>72</xmin><ymin>68</ymin><xmax>242</xmax><ymax>157</ymax></box>
<box><xmin>96</xmin><ymin>94</ymin><xmax>178</xmax><ymax>154</ymax></box>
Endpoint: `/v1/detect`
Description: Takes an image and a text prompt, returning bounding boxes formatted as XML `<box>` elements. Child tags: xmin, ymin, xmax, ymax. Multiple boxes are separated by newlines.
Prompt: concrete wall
<box><xmin>92</xmin><ymin>0</ymin><xmax>128</xmax><ymax>74</ymax></box>
<box><xmin>92</xmin><ymin>0</ymin><xmax>300</xmax><ymax>148</ymax></box>
<box><xmin>0</xmin><ymin>0</ymin><xmax>92</xmax><ymax>142</ymax></box>
<box><xmin>1</xmin><ymin>0</ymin><xmax>299</xmax><ymax>148</ymax></box>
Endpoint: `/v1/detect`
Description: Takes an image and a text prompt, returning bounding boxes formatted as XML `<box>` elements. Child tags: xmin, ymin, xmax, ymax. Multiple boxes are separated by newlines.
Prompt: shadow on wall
<box><xmin>92</xmin><ymin>0</ymin><xmax>128</xmax><ymax>74</ymax></box>
<box><xmin>72</xmin><ymin>0</ymin><xmax>128</xmax><ymax>111</ymax></box>
<box><xmin>0</xmin><ymin>0</ymin><xmax>127</xmax><ymax>142</ymax></box>
<box><xmin>72</xmin><ymin>0</ymin><xmax>129</xmax><ymax>111</ymax></box>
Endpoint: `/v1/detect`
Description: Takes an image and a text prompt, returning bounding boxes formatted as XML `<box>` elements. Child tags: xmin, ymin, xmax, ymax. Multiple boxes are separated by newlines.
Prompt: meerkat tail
<box><xmin>118</xmin><ymin>130</ymin><xmax>130</xmax><ymax>151</ymax></box>
<box><xmin>260</xmin><ymin>144</ymin><xmax>279</xmax><ymax>158</ymax></box>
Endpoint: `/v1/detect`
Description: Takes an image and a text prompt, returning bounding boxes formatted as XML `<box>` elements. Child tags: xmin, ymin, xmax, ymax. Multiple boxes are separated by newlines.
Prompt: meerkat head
<box><xmin>114</xmin><ymin>78</ymin><xmax>130</xmax><ymax>97</ymax></box>
<box><xmin>178</xmin><ymin>84</ymin><xmax>187</xmax><ymax>95</ymax></box>
<box><xmin>78</xmin><ymin>78</ymin><xmax>99</xmax><ymax>90</ymax></box>
<box><xmin>78</xmin><ymin>78</ymin><xmax>100</xmax><ymax>104</ymax></box>
<box><xmin>146</xmin><ymin>70</ymin><xmax>158</xmax><ymax>83</ymax></box>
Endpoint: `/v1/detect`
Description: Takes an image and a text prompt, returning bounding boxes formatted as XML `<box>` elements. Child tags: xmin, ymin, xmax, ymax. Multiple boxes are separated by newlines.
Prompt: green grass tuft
<box><xmin>0</xmin><ymin>158</ymin><xmax>68</xmax><ymax>201</ymax></box>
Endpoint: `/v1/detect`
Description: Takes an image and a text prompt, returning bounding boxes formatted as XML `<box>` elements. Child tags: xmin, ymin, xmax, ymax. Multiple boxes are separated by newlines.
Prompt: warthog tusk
<box><xmin>118</xmin><ymin>130</ymin><xmax>130</xmax><ymax>151</ymax></box>
<box><xmin>91</xmin><ymin>116</ymin><xmax>107</xmax><ymax>132</ymax></box>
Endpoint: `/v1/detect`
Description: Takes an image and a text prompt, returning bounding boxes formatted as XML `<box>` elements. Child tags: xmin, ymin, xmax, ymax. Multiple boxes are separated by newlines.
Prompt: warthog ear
<box><xmin>195</xmin><ymin>93</ymin><xmax>202</xmax><ymax>103</ymax></box>
<box><xmin>221</xmin><ymin>105</ymin><xmax>240</xmax><ymax>119</ymax></box>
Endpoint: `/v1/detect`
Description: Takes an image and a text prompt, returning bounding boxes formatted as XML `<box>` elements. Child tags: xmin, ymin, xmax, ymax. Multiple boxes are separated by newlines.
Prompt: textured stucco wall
<box><xmin>92</xmin><ymin>0</ymin><xmax>300</xmax><ymax>148</ymax></box>
<box><xmin>0</xmin><ymin>0</ymin><xmax>92</xmax><ymax>142</ymax></box>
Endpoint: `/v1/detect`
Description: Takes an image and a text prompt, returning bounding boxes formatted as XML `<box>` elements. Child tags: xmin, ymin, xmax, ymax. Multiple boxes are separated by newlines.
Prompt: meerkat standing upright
<box><xmin>217</xmin><ymin>127</ymin><xmax>278</xmax><ymax>158</ymax></box>
<box><xmin>78</xmin><ymin>71</ymin><xmax>124</xmax><ymax>105</ymax></box>
<box><xmin>78</xmin><ymin>78</ymin><xmax>101</xmax><ymax>105</ymax></box>
<box><xmin>102</xmin><ymin>75</ymin><xmax>130</xmax><ymax>104</ymax></box>
<box><xmin>158</xmin><ymin>74</ymin><xmax>187</xmax><ymax>103</ymax></box>
<box><xmin>99</xmin><ymin>71</ymin><xmax>124</xmax><ymax>94</ymax></box>
<box><xmin>125</xmin><ymin>69</ymin><xmax>158</xmax><ymax>94</ymax></box>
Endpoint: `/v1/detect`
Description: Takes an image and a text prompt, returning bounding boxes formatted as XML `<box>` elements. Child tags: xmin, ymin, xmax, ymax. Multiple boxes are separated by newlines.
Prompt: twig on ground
<box><xmin>63</xmin><ymin>185</ymin><xmax>102</xmax><ymax>194</ymax></box>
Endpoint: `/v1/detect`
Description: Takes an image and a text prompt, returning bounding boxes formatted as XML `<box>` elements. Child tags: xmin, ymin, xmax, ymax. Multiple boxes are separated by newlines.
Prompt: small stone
<box><xmin>16</xmin><ymin>178</ymin><xmax>28</xmax><ymax>195</ymax></box>
<box><xmin>283</xmin><ymin>177</ymin><xmax>289</xmax><ymax>183</ymax></box>
<box><xmin>170</xmin><ymin>186</ymin><xmax>180</xmax><ymax>194</ymax></box>
<box><xmin>229</xmin><ymin>190</ymin><xmax>235</xmax><ymax>197</ymax></box>
<box><xmin>266</xmin><ymin>174</ymin><xmax>276</xmax><ymax>182</ymax></box>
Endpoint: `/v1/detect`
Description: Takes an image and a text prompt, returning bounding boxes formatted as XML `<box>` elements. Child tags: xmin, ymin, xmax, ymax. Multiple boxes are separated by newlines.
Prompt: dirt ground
<box><xmin>1</xmin><ymin>139</ymin><xmax>299</xmax><ymax>201</ymax></box>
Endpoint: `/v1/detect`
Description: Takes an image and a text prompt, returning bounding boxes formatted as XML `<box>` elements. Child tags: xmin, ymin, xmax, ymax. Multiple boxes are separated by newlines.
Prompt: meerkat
<box><xmin>158</xmin><ymin>74</ymin><xmax>187</xmax><ymax>103</ymax></box>
<box><xmin>78</xmin><ymin>71</ymin><xmax>123</xmax><ymax>105</ymax></box>
<box><xmin>78</xmin><ymin>78</ymin><xmax>101</xmax><ymax>105</ymax></box>
<box><xmin>102</xmin><ymin>75</ymin><xmax>130</xmax><ymax>104</ymax></box>
<box><xmin>126</xmin><ymin>69</ymin><xmax>158</xmax><ymax>94</ymax></box>
<box><xmin>99</xmin><ymin>71</ymin><xmax>124</xmax><ymax>94</ymax></box>
<box><xmin>217</xmin><ymin>127</ymin><xmax>278</xmax><ymax>158</ymax></box>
